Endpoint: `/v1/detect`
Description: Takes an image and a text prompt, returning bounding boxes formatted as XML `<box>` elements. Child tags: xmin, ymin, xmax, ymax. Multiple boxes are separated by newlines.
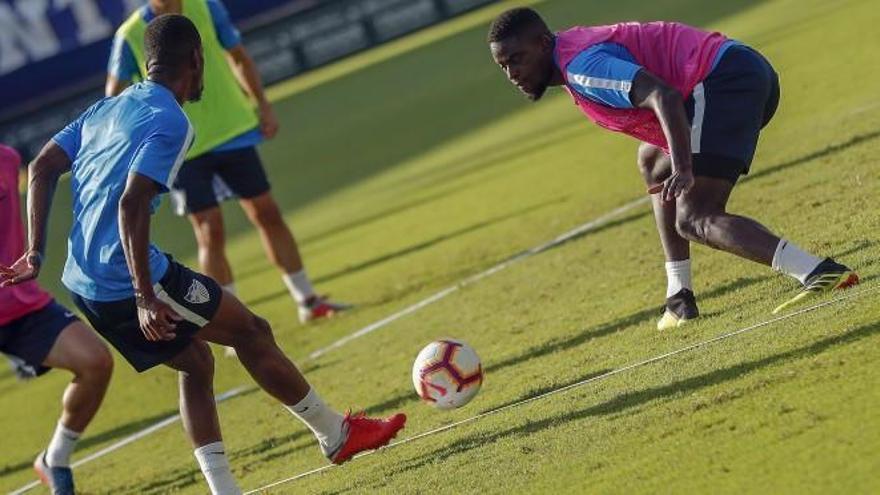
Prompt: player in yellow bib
<box><xmin>106</xmin><ymin>0</ymin><xmax>349</xmax><ymax>329</ymax></box>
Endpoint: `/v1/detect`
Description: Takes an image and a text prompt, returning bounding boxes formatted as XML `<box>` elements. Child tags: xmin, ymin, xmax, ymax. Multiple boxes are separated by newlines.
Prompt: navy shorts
<box><xmin>171</xmin><ymin>146</ymin><xmax>271</xmax><ymax>215</ymax></box>
<box><xmin>685</xmin><ymin>44</ymin><xmax>780</xmax><ymax>183</ymax></box>
<box><xmin>0</xmin><ymin>301</ymin><xmax>79</xmax><ymax>377</ymax></box>
<box><xmin>71</xmin><ymin>257</ymin><xmax>223</xmax><ymax>372</ymax></box>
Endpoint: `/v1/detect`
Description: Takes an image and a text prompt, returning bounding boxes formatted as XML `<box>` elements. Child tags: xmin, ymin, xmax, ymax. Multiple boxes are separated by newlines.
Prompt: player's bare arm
<box><xmin>629</xmin><ymin>70</ymin><xmax>695</xmax><ymax>201</ymax></box>
<box><xmin>118</xmin><ymin>172</ymin><xmax>182</xmax><ymax>341</ymax></box>
<box><xmin>226</xmin><ymin>44</ymin><xmax>279</xmax><ymax>138</ymax></box>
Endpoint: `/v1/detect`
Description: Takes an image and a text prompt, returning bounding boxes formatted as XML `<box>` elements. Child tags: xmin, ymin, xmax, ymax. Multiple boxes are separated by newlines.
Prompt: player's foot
<box><xmin>322</xmin><ymin>412</ymin><xmax>406</xmax><ymax>465</ymax></box>
<box><xmin>33</xmin><ymin>451</ymin><xmax>75</xmax><ymax>495</ymax></box>
<box><xmin>772</xmin><ymin>259</ymin><xmax>859</xmax><ymax>315</ymax></box>
<box><xmin>298</xmin><ymin>295</ymin><xmax>352</xmax><ymax>324</ymax></box>
<box><xmin>657</xmin><ymin>289</ymin><xmax>699</xmax><ymax>330</ymax></box>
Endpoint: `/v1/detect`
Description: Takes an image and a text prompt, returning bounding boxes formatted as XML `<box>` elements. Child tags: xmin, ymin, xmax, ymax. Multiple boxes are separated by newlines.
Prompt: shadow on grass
<box><xmin>0</xmin><ymin>388</ymin><xmax>260</xmax><ymax>481</ymax></box>
<box><xmin>484</xmin><ymin>275</ymin><xmax>767</xmax><ymax>375</ymax></box>
<box><xmin>390</xmin><ymin>320</ymin><xmax>880</xmax><ymax>476</ymax></box>
<box><xmin>0</xmin><ymin>406</ymin><xmax>179</xmax><ymax>480</ymax></box>
<box><xmin>245</xmin><ymin>196</ymin><xmax>570</xmax><ymax>307</ymax></box>
<box><xmin>359</xmin><ymin>276</ymin><xmax>767</xmax><ymax>419</ymax></box>
<box><xmin>744</xmin><ymin>130</ymin><xmax>880</xmax><ymax>184</ymax></box>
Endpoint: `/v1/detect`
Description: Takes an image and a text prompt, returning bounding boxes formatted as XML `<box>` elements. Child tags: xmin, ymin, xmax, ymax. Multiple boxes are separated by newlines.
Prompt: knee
<box><xmin>675</xmin><ymin>210</ymin><xmax>711</xmax><ymax>243</ymax></box>
<box><xmin>81</xmin><ymin>346</ymin><xmax>114</xmax><ymax>382</ymax></box>
<box><xmin>248</xmin><ymin>199</ymin><xmax>284</xmax><ymax>229</ymax></box>
<box><xmin>234</xmin><ymin>314</ymin><xmax>275</xmax><ymax>349</ymax></box>
<box><xmin>636</xmin><ymin>143</ymin><xmax>668</xmax><ymax>184</ymax></box>
<box><xmin>181</xmin><ymin>342</ymin><xmax>215</xmax><ymax>382</ymax></box>
<box><xmin>193</xmin><ymin>216</ymin><xmax>225</xmax><ymax>251</ymax></box>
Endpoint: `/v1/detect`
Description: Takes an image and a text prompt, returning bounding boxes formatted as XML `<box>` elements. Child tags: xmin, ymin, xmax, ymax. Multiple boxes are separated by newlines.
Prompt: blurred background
<box><xmin>0</xmin><ymin>0</ymin><xmax>496</xmax><ymax>160</ymax></box>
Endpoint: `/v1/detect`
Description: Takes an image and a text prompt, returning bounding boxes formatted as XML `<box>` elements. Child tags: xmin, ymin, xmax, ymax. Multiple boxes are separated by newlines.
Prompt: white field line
<box><xmin>8</xmin><ymin>386</ymin><xmax>251</xmax><ymax>495</ymax></box>
<box><xmin>6</xmin><ymin>198</ymin><xmax>648</xmax><ymax>495</ymax></box>
<box><xmin>245</xmin><ymin>285</ymin><xmax>879</xmax><ymax>494</ymax></box>
<box><xmin>308</xmin><ymin>196</ymin><xmax>651</xmax><ymax>359</ymax></box>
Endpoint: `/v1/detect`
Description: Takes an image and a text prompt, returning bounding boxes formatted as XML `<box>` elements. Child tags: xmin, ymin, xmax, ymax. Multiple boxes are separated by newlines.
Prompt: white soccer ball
<box><xmin>412</xmin><ymin>339</ymin><xmax>483</xmax><ymax>410</ymax></box>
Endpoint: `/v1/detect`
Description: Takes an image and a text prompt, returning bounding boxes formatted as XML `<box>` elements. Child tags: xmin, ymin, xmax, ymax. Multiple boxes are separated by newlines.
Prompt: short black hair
<box><xmin>144</xmin><ymin>14</ymin><xmax>201</xmax><ymax>70</ymax></box>
<box><xmin>487</xmin><ymin>7</ymin><xmax>549</xmax><ymax>43</ymax></box>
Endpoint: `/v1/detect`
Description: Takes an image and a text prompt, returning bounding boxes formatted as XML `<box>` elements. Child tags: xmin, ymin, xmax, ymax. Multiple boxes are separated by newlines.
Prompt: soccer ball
<box><xmin>412</xmin><ymin>339</ymin><xmax>483</xmax><ymax>409</ymax></box>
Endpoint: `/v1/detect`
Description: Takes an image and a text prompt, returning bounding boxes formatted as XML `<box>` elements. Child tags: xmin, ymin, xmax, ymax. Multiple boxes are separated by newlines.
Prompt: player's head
<box><xmin>144</xmin><ymin>14</ymin><xmax>204</xmax><ymax>102</ymax></box>
<box><xmin>488</xmin><ymin>7</ymin><xmax>555</xmax><ymax>101</ymax></box>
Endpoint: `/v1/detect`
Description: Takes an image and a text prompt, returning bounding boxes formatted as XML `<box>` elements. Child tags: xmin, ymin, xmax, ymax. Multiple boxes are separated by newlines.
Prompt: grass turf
<box><xmin>2</xmin><ymin>0</ymin><xmax>879</xmax><ymax>493</ymax></box>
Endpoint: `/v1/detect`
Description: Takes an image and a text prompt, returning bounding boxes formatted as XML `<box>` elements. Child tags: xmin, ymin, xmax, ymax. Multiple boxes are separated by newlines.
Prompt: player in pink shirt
<box><xmin>0</xmin><ymin>144</ymin><xmax>113</xmax><ymax>495</ymax></box>
<box><xmin>487</xmin><ymin>8</ymin><xmax>858</xmax><ymax>328</ymax></box>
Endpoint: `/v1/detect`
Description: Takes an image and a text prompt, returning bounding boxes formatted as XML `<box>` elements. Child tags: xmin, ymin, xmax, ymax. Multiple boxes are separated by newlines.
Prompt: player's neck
<box><xmin>147</xmin><ymin>75</ymin><xmax>188</xmax><ymax>105</ymax></box>
<box><xmin>546</xmin><ymin>36</ymin><xmax>564</xmax><ymax>87</ymax></box>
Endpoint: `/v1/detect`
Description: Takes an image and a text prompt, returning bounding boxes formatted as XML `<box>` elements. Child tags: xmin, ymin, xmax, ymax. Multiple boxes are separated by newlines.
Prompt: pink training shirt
<box><xmin>555</xmin><ymin>22</ymin><xmax>728</xmax><ymax>151</ymax></box>
<box><xmin>0</xmin><ymin>145</ymin><xmax>52</xmax><ymax>325</ymax></box>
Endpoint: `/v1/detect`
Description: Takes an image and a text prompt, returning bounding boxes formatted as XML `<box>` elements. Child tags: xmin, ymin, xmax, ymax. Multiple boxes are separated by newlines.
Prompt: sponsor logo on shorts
<box><xmin>184</xmin><ymin>279</ymin><xmax>211</xmax><ymax>305</ymax></box>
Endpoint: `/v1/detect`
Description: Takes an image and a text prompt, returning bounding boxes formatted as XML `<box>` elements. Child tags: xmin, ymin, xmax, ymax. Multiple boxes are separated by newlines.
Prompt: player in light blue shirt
<box><xmin>52</xmin><ymin>81</ymin><xmax>193</xmax><ymax>301</ymax></box>
<box><xmin>105</xmin><ymin>0</ymin><xmax>348</xmax><ymax>325</ymax></box>
<box><xmin>13</xmin><ymin>16</ymin><xmax>406</xmax><ymax>492</ymax></box>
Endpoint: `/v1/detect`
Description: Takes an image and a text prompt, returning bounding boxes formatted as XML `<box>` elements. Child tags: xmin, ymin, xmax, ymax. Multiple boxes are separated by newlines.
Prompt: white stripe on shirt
<box><xmin>165</xmin><ymin>122</ymin><xmax>194</xmax><ymax>189</ymax></box>
<box><xmin>568</xmin><ymin>73</ymin><xmax>633</xmax><ymax>92</ymax></box>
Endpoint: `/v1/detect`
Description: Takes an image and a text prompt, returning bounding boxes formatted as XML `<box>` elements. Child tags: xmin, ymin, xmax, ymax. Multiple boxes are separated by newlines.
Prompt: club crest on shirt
<box><xmin>184</xmin><ymin>279</ymin><xmax>211</xmax><ymax>305</ymax></box>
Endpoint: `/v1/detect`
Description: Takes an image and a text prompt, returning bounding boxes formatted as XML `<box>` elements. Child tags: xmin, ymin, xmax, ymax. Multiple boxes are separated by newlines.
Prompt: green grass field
<box><xmin>3</xmin><ymin>0</ymin><xmax>880</xmax><ymax>493</ymax></box>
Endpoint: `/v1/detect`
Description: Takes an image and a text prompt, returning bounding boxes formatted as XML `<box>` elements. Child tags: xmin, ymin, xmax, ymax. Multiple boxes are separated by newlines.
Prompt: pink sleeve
<box><xmin>0</xmin><ymin>144</ymin><xmax>22</xmax><ymax>167</ymax></box>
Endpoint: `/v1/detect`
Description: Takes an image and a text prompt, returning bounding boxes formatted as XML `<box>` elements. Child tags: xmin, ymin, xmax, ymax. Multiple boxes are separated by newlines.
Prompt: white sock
<box><xmin>665</xmin><ymin>259</ymin><xmax>693</xmax><ymax>298</ymax></box>
<box><xmin>46</xmin><ymin>422</ymin><xmax>80</xmax><ymax>467</ymax></box>
<box><xmin>282</xmin><ymin>269</ymin><xmax>315</xmax><ymax>305</ymax></box>
<box><xmin>772</xmin><ymin>239</ymin><xmax>823</xmax><ymax>285</ymax></box>
<box><xmin>194</xmin><ymin>442</ymin><xmax>241</xmax><ymax>495</ymax></box>
<box><xmin>284</xmin><ymin>387</ymin><xmax>345</xmax><ymax>450</ymax></box>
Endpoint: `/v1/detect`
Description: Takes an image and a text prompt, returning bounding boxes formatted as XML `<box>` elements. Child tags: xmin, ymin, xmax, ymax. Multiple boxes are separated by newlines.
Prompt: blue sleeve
<box><xmin>51</xmin><ymin>114</ymin><xmax>85</xmax><ymax>160</ymax></box>
<box><xmin>130</xmin><ymin>116</ymin><xmax>194</xmax><ymax>192</ymax></box>
<box><xmin>108</xmin><ymin>34</ymin><xmax>140</xmax><ymax>81</ymax></box>
<box><xmin>565</xmin><ymin>43</ymin><xmax>643</xmax><ymax>109</ymax></box>
<box><xmin>207</xmin><ymin>0</ymin><xmax>242</xmax><ymax>50</ymax></box>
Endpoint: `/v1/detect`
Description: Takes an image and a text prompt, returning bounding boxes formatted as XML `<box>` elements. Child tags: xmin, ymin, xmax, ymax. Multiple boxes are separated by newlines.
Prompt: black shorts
<box><xmin>171</xmin><ymin>146</ymin><xmax>271</xmax><ymax>215</ymax></box>
<box><xmin>71</xmin><ymin>257</ymin><xmax>223</xmax><ymax>372</ymax></box>
<box><xmin>685</xmin><ymin>44</ymin><xmax>780</xmax><ymax>183</ymax></box>
<box><xmin>0</xmin><ymin>301</ymin><xmax>79</xmax><ymax>377</ymax></box>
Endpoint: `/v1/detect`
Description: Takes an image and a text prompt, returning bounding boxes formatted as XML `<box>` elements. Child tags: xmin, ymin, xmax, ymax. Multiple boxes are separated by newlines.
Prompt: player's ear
<box><xmin>539</xmin><ymin>32</ymin><xmax>554</xmax><ymax>53</ymax></box>
<box><xmin>190</xmin><ymin>45</ymin><xmax>203</xmax><ymax>73</ymax></box>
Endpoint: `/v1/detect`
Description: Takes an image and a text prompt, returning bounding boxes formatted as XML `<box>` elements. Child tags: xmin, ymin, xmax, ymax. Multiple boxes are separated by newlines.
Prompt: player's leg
<box><xmin>675</xmin><ymin>176</ymin><xmax>778</xmax><ymax>263</ymax></box>
<box><xmin>638</xmin><ymin>143</ymin><xmax>699</xmax><ymax>330</ymax></box>
<box><xmin>676</xmin><ymin>174</ymin><xmax>857</xmax><ymax>312</ymax></box>
<box><xmin>239</xmin><ymin>192</ymin><xmax>304</xmax><ymax>276</ymax></box>
<box><xmin>163</xmin><ymin>341</ymin><xmax>241</xmax><ymax>495</ymax></box>
<box><xmin>172</xmin><ymin>153</ymin><xmax>237</xmax><ymax>292</ymax></box>
<box><xmin>41</xmin><ymin>321</ymin><xmax>113</xmax><ymax>438</ymax></box>
<box><xmin>194</xmin><ymin>288</ymin><xmax>405</xmax><ymax>463</ymax></box>
<box><xmin>219</xmin><ymin>147</ymin><xmax>350</xmax><ymax>322</ymax></box>
<box><xmin>188</xmin><ymin>207</ymin><xmax>234</xmax><ymax>288</ymax></box>
<box><xmin>679</xmin><ymin>44</ymin><xmax>857</xmax><ymax>314</ymax></box>
<box><xmin>3</xmin><ymin>302</ymin><xmax>113</xmax><ymax>494</ymax></box>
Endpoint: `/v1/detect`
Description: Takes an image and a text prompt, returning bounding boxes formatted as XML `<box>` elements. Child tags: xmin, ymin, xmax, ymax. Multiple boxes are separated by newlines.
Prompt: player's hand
<box><xmin>659</xmin><ymin>168</ymin><xmax>695</xmax><ymax>202</ymax></box>
<box><xmin>136</xmin><ymin>296</ymin><xmax>183</xmax><ymax>342</ymax></box>
<box><xmin>0</xmin><ymin>250</ymin><xmax>42</xmax><ymax>287</ymax></box>
<box><xmin>258</xmin><ymin>101</ymin><xmax>279</xmax><ymax>139</ymax></box>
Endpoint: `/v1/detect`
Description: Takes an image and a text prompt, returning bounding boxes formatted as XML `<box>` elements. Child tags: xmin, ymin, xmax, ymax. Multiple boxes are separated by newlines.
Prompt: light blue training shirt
<box><xmin>53</xmin><ymin>81</ymin><xmax>194</xmax><ymax>301</ymax></box>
